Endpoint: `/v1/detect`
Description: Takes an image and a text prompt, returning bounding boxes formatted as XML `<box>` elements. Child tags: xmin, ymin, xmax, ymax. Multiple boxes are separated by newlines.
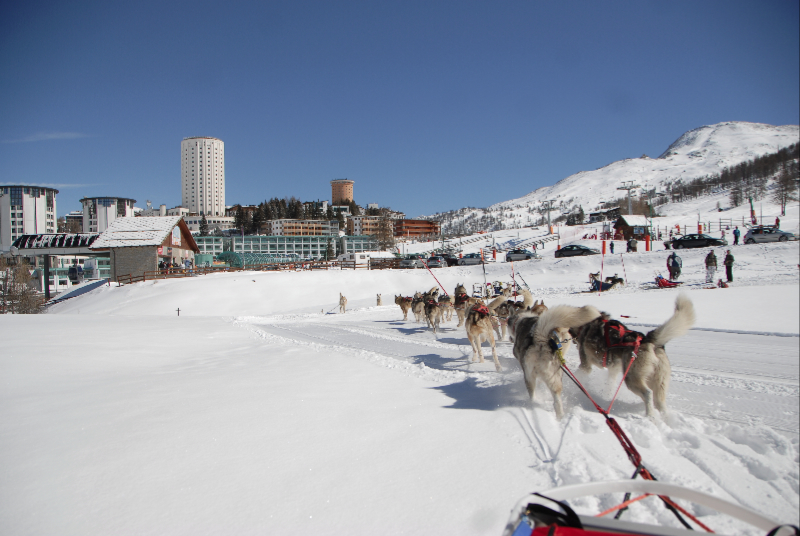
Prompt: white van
<box><xmin>337</xmin><ymin>251</ymin><xmax>395</xmax><ymax>266</ymax></box>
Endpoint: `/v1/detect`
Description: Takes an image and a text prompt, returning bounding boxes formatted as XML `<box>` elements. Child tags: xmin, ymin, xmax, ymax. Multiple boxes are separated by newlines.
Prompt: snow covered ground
<box><xmin>1</xmin><ymin>241</ymin><xmax>798</xmax><ymax>535</ymax></box>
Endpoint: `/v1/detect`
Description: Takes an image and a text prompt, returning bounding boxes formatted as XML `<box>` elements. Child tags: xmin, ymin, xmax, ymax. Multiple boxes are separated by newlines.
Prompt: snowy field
<box><xmin>1</xmin><ymin>241</ymin><xmax>799</xmax><ymax>535</ymax></box>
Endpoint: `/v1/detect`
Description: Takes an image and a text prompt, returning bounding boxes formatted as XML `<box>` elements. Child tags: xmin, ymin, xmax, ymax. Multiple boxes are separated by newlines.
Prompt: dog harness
<box><xmin>472</xmin><ymin>304</ymin><xmax>490</xmax><ymax>317</ymax></box>
<box><xmin>601</xmin><ymin>318</ymin><xmax>642</xmax><ymax>367</ymax></box>
<box><xmin>454</xmin><ymin>293</ymin><xmax>469</xmax><ymax>307</ymax></box>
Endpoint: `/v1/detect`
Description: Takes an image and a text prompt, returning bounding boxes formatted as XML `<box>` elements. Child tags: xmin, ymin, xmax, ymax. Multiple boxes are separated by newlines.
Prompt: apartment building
<box><xmin>268</xmin><ymin>219</ymin><xmax>339</xmax><ymax>236</ymax></box>
<box><xmin>80</xmin><ymin>196</ymin><xmax>137</xmax><ymax>233</ymax></box>
<box><xmin>0</xmin><ymin>185</ymin><xmax>58</xmax><ymax>252</ymax></box>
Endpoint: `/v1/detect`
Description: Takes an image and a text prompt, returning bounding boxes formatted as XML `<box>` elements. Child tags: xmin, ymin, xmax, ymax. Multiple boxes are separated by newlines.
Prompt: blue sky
<box><xmin>1</xmin><ymin>1</ymin><xmax>798</xmax><ymax>218</ymax></box>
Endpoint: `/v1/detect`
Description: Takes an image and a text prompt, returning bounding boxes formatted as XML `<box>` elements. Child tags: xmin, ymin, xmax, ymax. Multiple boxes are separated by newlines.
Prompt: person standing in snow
<box><xmin>609</xmin><ymin>241</ymin><xmax>614</xmax><ymax>254</ymax></box>
<box><xmin>733</xmin><ymin>226</ymin><xmax>740</xmax><ymax>245</ymax></box>
<box><xmin>723</xmin><ymin>250</ymin><xmax>734</xmax><ymax>282</ymax></box>
<box><xmin>667</xmin><ymin>252</ymin><xmax>682</xmax><ymax>280</ymax></box>
<box><xmin>705</xmin><ymin>250</ymin><xmax>718</xmax><ymax>283</ymax></box>
<box><xmin>775</xmin><ymin>216</ymin><xmax>780</xmax><ymax>229</ymax></box>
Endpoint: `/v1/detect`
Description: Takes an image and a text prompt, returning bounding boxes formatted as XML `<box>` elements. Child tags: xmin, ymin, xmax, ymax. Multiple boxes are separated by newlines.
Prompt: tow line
<box><xmin>553</xmin><ymin>344</ymin><xmax>713</xmax><ymax>532</ymax></box>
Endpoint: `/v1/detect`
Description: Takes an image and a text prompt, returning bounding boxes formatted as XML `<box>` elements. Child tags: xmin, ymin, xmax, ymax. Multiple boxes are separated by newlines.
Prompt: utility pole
<box><xmin>541</xmin><ymin>200</ymin><xmax>557</xmax><ymax>234</ymax></box>
<box><xmin>617</xmin><ymin>181</ymin><xmax>640</xmax><ymax>215</ymax></box>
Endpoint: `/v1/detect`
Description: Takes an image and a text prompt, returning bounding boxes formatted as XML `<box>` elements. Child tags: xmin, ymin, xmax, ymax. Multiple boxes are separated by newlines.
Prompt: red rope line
<box><xmin>606</xmin><ymin>352</ymin><xmax>637</xmax><ymax>414</ymax></box>
<box><xmin>596</xmin><ymin>493</ymin><xmax>651</xmax><ymax>517</ymax></box>
<box><xmin>421</xmin><ymin>260</ymin><xmax>448</xmax><ymax>296</ymax></box>
<box><xmin>561</xmin><ymin>363</ymin><xmax>713</xmax><ymax>532</ymax></box>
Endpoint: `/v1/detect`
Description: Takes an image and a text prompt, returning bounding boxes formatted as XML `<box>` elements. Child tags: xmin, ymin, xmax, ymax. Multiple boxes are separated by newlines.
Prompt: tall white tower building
<box><xmin>181</xmin><ymin>137</ymin><xmax>225</xmax><ymax>216</ymax></box>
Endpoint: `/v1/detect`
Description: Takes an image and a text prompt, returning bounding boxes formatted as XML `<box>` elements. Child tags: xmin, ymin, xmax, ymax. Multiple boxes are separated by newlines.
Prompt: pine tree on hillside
<box><xmin>325</xmin><ymin>237</ymin><xmax>335</xmax><ymax>260</ymax></box>
<box><xmin>773</xmin><ymin>164</ymin><xmax>799</xmax><ymax>216</ymax></box>
<box><xmin>199</xmin><ymin>215</ymin><xmax>209</xmax><ymax>236</ymax></box>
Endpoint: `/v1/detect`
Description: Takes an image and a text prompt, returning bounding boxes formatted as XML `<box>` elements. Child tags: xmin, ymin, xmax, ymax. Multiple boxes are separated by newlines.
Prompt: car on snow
<box><xmin>439</xmin><ymin>253</ymin><xmax>461</xmax><ymax>267</ymax></box>
<box><xmin>425</xmin><ymin>256</ymin><xmax>447</xmax><ymax>268</ymax></box>
<box><xmin>505</xmin><ymin>248</ymin><xmax>541</xmax><ymax>262</ymax></box>
<box><xmin>743</xmin><ymin>226</ymin><xmax>794</xmax><ymax>244</ymax></box>
<box><xmin>554</xmin><ymin>245</ymin><xmax>601</xmax><ymax>258</ymax></box>
<box><xmin>669</xmin><ymin>234</ymin><xmax>727</xmax><ymax>249</ymax></box>
<box><xmin>457</xmin><ymin>253</ymin><xmax>485</xmax><ymax>265</ymax></box>
<box><xmin>399</xmin><ymin>254</ymin><xmax>426</xmax><ymax>269</ymax></box>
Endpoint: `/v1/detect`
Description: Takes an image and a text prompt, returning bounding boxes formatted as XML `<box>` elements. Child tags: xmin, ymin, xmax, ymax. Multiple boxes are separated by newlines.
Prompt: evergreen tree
<box><xmin>348</xmin><ymin>199</ymin><xmax>360</xmax><ymax>216</ymax></box>
<box><xmin>250</xmin><ymin>208</ymin><xmax>264</xmax><ymax>234</ymax></box>
<box><xmin>325</xmin><ymin>236</ymin><xmax>335</xmax><ymax>260</ymax></box>
<box><xmin>773</xmin><ymin>165</ymin><xmax>799</xmax><ymax>216</ymax></box>
<box><xmin>199</xmin><ymin>215</ymin><xmax>209</xmax><ymax>236</ymax></box>
<box><xmin>376</xmin><ymin>208</ymin><xmax>395</xmax><ymax>251</ymax></box>
<box><xmin>325</xmin><ymin>205</ymin><xmax>335</xmax><ymax>220</ymax></box>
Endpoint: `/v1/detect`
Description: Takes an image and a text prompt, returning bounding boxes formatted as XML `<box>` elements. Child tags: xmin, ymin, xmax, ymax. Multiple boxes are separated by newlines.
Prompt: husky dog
<box><xmin>574</xmin><ymin>295</ymin><xmax>695</xmax><ymax>417</ymax></box>
<box><xmin>339</xmin><ymin>293</ymin><xmax>347</xmax><ymax>314</ymax></box>
<box><xmin>465</xmin><ymin>296</ymin><xmax>506</xmax><ymax>371</ymax></box>
<box><xmin>605</xmin><ymin>274</ymin><xmax>624</xmax><ymax>286</ymax></box>
<box><xmin>377</xmin><ymin>294</ymin><xmax>382</xmax><ymax>306</ymax></box>
<box><xmin>492</xmin><ymin>290</ymin><xmax>535</xmax><ymax>340</ymax></box>
<box><xmin>453</xmin><ymin>283</ymin><xmax>471</xmax><ymax>327</ymax></box>
<box><xmin>395</xmin><ymin>295</ymin><xmax>413</xmax><ymax>320</ymax></box>
<box><xmin>411</xmin><ymin>292</ymin><xmax>426</xmax><ymax>323</ymax></box>
<box><xmin>508</xmin><ymin>304</ymin><xmax>601</xmax><ymax>419</ymax></box>
<box><xmin>530</xmin><ymin>299</ymin><xmax>548</xmax><ymax>316</ymax></box>
<box><xmin>424</xmin><ymin>292</ymin><xmax>444</xmax><ymax>333</ymax></box>
<box><xmin>438</xmin><ymin>294</ymin><xmax>454</xmax><ymax>322</ymax></box>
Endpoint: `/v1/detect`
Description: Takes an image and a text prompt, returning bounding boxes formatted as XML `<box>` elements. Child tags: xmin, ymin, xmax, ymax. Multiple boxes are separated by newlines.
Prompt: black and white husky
<box><xmin>573</xmin><ymin>295</ymin><xmax>695</xmax><ymax>418</ymax></box>
<box><xmin>508</xmin><ymin>304</ymin><xmax>601</xmax><ymax>419</ymax></box>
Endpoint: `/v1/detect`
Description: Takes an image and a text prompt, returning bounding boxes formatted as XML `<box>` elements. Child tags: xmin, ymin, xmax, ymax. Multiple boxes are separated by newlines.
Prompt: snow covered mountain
<box><xmin>427</xmin><ymin>121</ymin><xmax>799</xmax><ymax>233</ymax></box>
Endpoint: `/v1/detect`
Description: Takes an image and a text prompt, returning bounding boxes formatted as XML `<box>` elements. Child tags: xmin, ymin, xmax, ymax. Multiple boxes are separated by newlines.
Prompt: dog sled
<box><xmin>502</xmin><ymin>480</ymin><xmax>797</xmax><ymax>536</ymax></box>
<box><xmin>655</xmin><ymin>274</ymin><xmax>682</xmax><ymax>289</ymax></box>
<box><xmin>589</xmin><ymin>279</ymin><xmax>615</xmax><ymax>292</ymax></box>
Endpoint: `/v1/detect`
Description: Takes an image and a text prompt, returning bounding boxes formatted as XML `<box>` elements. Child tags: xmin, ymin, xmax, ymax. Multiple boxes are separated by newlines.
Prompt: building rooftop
<box><xmin>90</xmin><ymin>216</ymin><xmax>185</xmax><ymax>249</ymax></box>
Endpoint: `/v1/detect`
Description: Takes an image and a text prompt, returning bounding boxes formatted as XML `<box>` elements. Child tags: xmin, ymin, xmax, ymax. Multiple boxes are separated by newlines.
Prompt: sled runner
<box><xmin>503</xmin><ymin>480</ymin><xmax>797</xmax><ymax>536</ymax></box>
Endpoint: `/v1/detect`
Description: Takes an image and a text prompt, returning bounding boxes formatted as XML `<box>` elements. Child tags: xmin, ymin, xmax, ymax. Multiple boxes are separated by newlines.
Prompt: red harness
<box><xmin>601</xmin><ymin>318</ymin><xmax>642</xmax><ymax>367</ymax></box>
<box><xmin>472</xmin><ymin>304</ymin><xmax>489</xmax><ymax>317</ymax></box>
<box><xmin>454</xmin><ymin>293</ymin><xmax>469</xmax><ymax>307</ymax></box>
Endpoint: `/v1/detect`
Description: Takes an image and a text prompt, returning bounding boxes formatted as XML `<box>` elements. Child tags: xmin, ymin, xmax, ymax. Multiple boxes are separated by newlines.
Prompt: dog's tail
<box><xmin>519</xmin><ymin>289</ymin><xmax>534</xmax><ymax>308</ymax></box>
<box><xmin>534</xmin><ymin>304</ymin><xmax>600</xmax><ymax>344</ymax></box>
<box><xmin>488</xmin><ymin>295</ymin><xmax>506</xmax><ymax>311</ymax></box>
<box><xmin>645</xmin><ymin>294</ymin><xmax>695</xmax><ymax>347</ymax></box>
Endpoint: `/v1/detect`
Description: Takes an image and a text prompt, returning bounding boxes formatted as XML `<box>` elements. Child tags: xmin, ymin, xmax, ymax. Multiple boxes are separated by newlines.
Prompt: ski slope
<box><xmin>1</xmin><ymin>239</ymin><xmax>798</xmax><ymax>535</ymax></box>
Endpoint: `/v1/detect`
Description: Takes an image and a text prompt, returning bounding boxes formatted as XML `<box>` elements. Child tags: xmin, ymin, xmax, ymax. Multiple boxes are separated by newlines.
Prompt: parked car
<box><xmin>399</xmin><ymin>254</ymin><xmax>426</xmax><ymax>269</ymax></box>
<box><xmin>554</xmin><ymin>245</ymin><xmax>601</xmax><ymax>258</ymax></box>
<box><xmin>505</xmin><ymin>248</ymin><xmax>541</xmax><ymax>262</ymax></box>
<box><xmin>426</xmin><ymin>256</ymin><xmax>447</xmax><ymax>268</ymax></box>
<box><xmin>743</xmin><ymin>226</ymin><xmax>794</xmax><ymax>244</ymax></box>
<box><xmin>457</xmin><ymin>253</ymin><xmax>485</xmax><ymax>265</ymax></box>
<box><xmin>439</xmin><ymin>253</ymin><xmax>460</xmax><ymax>267</ymax></box>
<box><xmin>669</xmin><ymin>234</ymin><xmax>727</xmax><ymax>249</ymax></box>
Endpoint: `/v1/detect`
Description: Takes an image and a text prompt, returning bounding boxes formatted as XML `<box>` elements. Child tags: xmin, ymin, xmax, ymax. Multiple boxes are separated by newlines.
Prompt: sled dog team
<box><xmin>388</xmin><ymin>284</ymin><xmax>695</xmax><ymax>419</ymax></box>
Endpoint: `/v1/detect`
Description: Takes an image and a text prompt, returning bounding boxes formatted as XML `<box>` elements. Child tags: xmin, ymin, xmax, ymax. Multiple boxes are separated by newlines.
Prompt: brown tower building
<box><xmin>330</xmin><ymin>179</ymin><xmax>354</xmax><ymax>205</ymax></box>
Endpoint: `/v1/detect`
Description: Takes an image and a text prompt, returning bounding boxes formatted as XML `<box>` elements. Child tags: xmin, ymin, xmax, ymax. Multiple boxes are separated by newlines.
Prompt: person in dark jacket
<box><xmin>723</xmin><ymin>250</ymin><xmax>734</xmax><ymax>282</ymax></box>
<box><xmin>733</xmin><ymin>226</ymin><xmax>740</xmax><ymax>245</ymax></box>
<box><xmin>609</xmin><ymin>241</ymin><xmax>614</xmax><ymax>254</ymax></box>
<box><xmin>667</xmin><ymin>252</ymin><xmax>682</xmax><ymax>280</ymax></box>
<box><xmin>705</xmin><ymin>250</ymin><xmax>717</xmax><ymax>283</ymax></box>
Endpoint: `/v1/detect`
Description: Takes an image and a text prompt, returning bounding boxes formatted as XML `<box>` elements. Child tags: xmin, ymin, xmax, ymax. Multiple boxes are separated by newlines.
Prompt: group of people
<box><xmin>159</xmin><ymin>259</ymin><xmax>194</xmax><ymax>273</ymax></box>
<box><xmin>666</xmin><ymin>250</ymin><xmax>735</xmax><ymax>284</ymax></box>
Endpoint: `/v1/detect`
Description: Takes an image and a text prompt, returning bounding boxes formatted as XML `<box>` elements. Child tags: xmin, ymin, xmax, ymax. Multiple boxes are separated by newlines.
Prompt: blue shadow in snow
<box><xmin>431</xmin><ymin>376</ymin><xmax>530</xmax><ymax>411</ymax></box>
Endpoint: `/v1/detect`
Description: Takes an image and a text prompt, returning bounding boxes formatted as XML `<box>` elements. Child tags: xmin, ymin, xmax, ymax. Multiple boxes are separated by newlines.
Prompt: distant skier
<box><xmin>667</xmin><ymin>252</ymin><xmax>682</xmax><ymax>280</ymax></box>
<box><xmin>723</xmin><ymin>250</ymin><xmax>735</xmax><ymax>282</ymax></box>
<box><xmin>733</xmin><ymin>226</ymin><xmax>741</xmax><ymax>245</ymax></box>
<box><xmin>705</xmin><ymin>250</ymin><xmax>718</xmax><ymax>283</ymax></box>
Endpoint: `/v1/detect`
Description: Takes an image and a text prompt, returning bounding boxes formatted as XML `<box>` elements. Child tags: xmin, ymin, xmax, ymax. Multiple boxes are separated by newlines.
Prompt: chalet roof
<box><xmin>13</xmin><ymin>233</ymin><xmax>100</xmax><ymax>250</ymax></box>
<box><xmin>90</xmin><ymin>217</ymin><xmax>194</xmax><ymax>250</ymax></box>
<box><xmin>617</xmin><ymin>215</ymin><xmax>650</xmax><ymax>227</ymax></box>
